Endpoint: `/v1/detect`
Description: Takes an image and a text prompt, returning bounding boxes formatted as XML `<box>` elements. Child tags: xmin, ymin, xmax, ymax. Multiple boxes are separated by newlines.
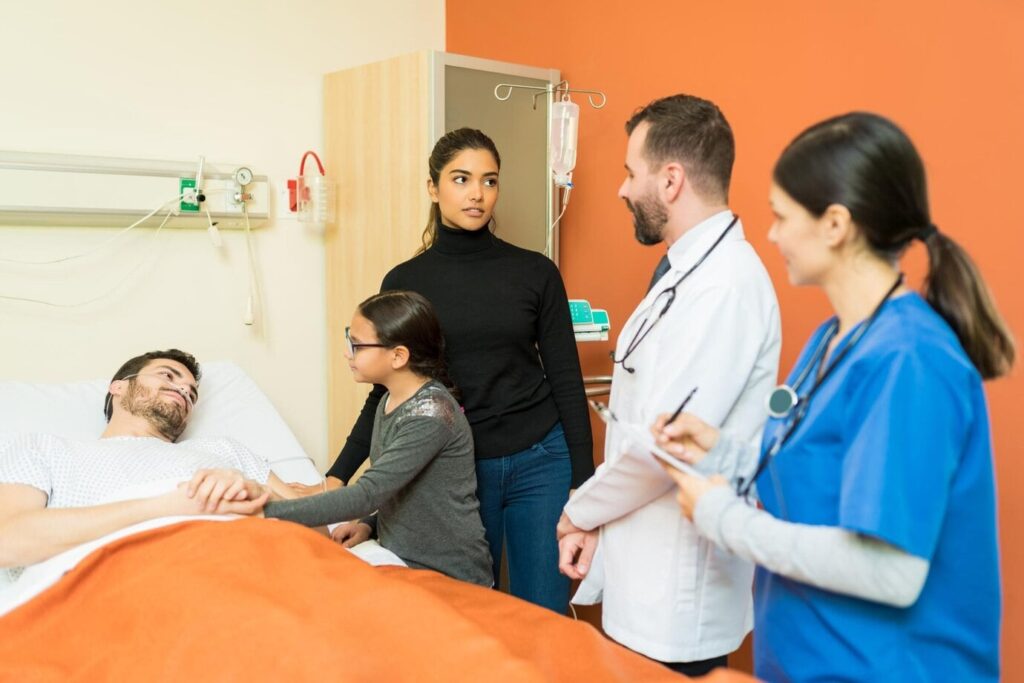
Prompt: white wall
<box><xmin>0</xmin><ymin>0</ymin><xmax>446</xmax><ymax>469</ymax></box>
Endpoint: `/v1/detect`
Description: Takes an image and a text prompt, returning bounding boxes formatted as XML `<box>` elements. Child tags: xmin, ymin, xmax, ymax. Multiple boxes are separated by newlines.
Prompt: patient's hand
<box><xmin>288</xmin><ymin>476</ymin><xmax>343</xmax><ymax>497</ymax></box>
<box><xmin>187</xmin><ymin>468</ymin><xmax>263</xmax><ymax>513</ymax></box>
<box><xmin>165</xmin><ymin>483</ymin><xmax>269</xmax><ymax>517</ymax></box>
<box><xmin>330</xmin><ymin>521</ymin><xmax>372</xmax><ymax>548</ymax></box>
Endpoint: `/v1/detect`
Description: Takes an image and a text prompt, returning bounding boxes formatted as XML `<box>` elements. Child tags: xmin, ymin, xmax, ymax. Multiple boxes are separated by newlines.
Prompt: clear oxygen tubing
<box><xmin>0</xmin><ymin>193</ymin><xmax>183</xmax><ymax>266</ymax></box>
<box><xmin>106</xmin><ymin>370</ymin><xmax>196</xmax><ymax>415</ymax></box>
<box><xmin>0</xmin><ymin>206</ymin><xmax>176</xmax><ymax>307</ymax></box>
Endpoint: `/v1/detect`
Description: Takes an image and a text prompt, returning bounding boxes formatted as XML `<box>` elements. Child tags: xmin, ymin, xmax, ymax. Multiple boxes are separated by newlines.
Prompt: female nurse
<box><xmin>652</xmin><ymin>112</ymin><xmax>1014</xmax><ymax>681</ymax></box>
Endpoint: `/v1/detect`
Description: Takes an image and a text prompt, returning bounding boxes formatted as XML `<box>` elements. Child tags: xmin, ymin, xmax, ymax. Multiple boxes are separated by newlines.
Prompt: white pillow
<box><xmin>0</xmin><ymin>361</ymin><xmax>322</xmax><ymax>590</ymax></box>
<box><xmin>0</xmin><ymin>360</ymin><xmax>320</xmax><ymax>483</ymax></box>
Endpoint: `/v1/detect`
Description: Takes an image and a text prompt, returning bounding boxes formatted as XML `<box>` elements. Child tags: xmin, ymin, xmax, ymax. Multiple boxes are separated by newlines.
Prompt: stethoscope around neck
<box><xmin>736</xmin><ymin>273</ymin><xmax>905</xmax><ymax>500</ymax></box>
<box><xmin>612</xmin><ymin>214</ymin><xmax>740</xmax><ymax>374</ymax></box>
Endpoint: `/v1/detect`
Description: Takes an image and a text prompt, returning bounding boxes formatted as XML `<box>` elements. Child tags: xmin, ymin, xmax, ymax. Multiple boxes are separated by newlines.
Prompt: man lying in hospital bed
<box><xmin>0</xmin><ymin>351</ymin><xmax>291</xmax><ymax>596</ymax></box>
<box><xmin>0</xmin><ymin>351</ymin><xmax>713</xmax><ymax>681</ymax></box>
<box><xmin>0</xmin><ymin>349</ymin><xmax>403</xmax><ymax>603</ymax></box>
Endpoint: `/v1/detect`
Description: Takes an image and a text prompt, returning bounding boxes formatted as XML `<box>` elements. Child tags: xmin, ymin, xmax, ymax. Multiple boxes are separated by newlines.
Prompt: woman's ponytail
<box><xmin>921</xmin><ymin>229</ymin><xmax>1015</xmax><ymax>379</ymax></box>
<box><xmin>774</xmin><ymin>112</ymin><xmax>1015</xmax><ymax>380</ymax></box>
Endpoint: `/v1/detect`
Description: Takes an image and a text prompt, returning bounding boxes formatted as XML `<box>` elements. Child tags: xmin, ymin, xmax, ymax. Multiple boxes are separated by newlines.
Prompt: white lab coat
<box><xmin>565</xmin><ymin>211</ymin><xmax>781</xmax><ymax>663</ymax></box>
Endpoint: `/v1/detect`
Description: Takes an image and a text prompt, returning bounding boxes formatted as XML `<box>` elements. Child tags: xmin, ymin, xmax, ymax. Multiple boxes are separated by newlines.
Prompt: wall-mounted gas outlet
<box><xmin>179</xmin><ymin>177</ymin><xmax>200</xmax><ymax>212</ymax></box>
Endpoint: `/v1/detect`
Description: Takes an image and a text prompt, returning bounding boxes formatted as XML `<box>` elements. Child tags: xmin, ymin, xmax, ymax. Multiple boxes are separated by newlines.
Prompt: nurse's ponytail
<box><xmin>419</xmin><ymin>128</ymin><xmax>501</xmax><ymax>254</ymax></box>
<box><xmin>774</xmin><ymin>112</ymin><xmax>1015</xmax><ymax>379</ymax></box>
<box><xmin>918</xmin><ymin>229</ymin><xmax>1014</xmax><ymax>379</ymax></box>
<box><xmin>357</xmin><ymin>290</ymin><xmax>461</xmax><ymax>400</ymax></box>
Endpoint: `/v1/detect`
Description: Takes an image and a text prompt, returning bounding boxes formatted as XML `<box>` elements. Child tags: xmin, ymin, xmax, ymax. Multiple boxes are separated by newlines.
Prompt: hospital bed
<box><xmin>0</xmin><ymin>364</ymin><xmax>754</xmax><ymax>681</ymax></box>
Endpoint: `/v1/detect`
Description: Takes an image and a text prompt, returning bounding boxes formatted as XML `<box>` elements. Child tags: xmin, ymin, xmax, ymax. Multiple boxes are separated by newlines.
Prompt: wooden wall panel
<box><xmin>324</xmin><ymin>51</ymin><xmax>431</xmax><ymax>459</ymax></box>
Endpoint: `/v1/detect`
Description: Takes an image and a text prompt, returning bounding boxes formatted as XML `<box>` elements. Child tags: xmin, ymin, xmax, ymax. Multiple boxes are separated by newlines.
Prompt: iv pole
<box><xmin>493</xmin><ymin>80</ymin><xmax>607</xmax><ymax>260</ymax></box>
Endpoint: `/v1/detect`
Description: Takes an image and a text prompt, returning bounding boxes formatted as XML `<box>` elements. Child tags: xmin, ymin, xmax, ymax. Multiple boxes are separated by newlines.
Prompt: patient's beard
<box><xmin>121</xmin><ymin>382</ymin><xmax>188</xmax><ymax>442</ymax></box>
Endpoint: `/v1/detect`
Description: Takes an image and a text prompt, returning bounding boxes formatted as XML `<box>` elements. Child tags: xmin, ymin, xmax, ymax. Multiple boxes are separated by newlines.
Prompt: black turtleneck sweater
<box><xmin>327</xmin><ymin>224</ymin><xmax>594</xmax><ymax>488</ymax></box>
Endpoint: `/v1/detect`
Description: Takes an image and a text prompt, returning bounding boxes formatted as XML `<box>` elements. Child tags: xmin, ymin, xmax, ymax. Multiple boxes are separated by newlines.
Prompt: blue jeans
<box><xmin>475</xmin><ymin>422</ymin><xmax>572</xmax><ymax>614</ymax></box>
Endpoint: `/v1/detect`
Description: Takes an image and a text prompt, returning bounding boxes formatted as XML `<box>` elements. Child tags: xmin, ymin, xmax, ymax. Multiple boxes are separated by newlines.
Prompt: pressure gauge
<box><xmin>234</xmin><ymin>167</ymin><xmax>254</xmax><ymax>187</ymax></box>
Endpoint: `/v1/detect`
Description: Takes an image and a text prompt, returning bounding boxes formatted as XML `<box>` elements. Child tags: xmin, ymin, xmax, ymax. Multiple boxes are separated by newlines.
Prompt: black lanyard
<box><xmin>612</xmin><ymin>214</ymin><xmax>739</xmax><ymax>373</ymax></box>
<box><xmin>738</xmin><ymin>273</ymin><xmax>905</xmax><ymax>499</ymax></box>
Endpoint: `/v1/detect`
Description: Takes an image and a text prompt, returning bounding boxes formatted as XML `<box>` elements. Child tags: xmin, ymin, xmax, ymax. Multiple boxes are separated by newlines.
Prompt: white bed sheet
<box><xmin>0</xmin><ymin>476</ymin><xmax>405</xmax><ymax>616</ymax></box>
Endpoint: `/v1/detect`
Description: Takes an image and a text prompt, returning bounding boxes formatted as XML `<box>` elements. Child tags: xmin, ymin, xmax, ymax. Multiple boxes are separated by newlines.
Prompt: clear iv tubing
<box><xmin>547</xmin><ymin>185</ymin><xmax>571</xmax><ymax>259</ymax></box>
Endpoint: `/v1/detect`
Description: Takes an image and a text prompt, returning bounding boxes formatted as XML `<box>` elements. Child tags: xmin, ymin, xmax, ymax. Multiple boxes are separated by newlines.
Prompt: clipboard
<box><xmin>589</xmin><ymin>400</ymin><xmax>706</xmax><ymax>480</ymax></box>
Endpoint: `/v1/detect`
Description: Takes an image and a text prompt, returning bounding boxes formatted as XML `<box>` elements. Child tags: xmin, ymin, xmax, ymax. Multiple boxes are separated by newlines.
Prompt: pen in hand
<box><xmin>665</xmin><ymin>386</ymin><xmax>699</xmax><ymax>426</ymax></box>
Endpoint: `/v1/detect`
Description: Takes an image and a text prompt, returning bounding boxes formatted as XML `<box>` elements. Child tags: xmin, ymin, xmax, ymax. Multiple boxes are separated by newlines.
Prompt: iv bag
<box><xmin>550</xmin><ymin>100</ymin><xmax>580</xmax><ymax>184</ymax></box>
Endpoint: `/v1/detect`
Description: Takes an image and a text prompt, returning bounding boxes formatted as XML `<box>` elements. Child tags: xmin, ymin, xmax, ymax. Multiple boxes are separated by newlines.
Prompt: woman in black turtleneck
<box><xmin>321</xmin><ymin>128</ymin><xmax>593</xmax><ymax>613</ymax></box>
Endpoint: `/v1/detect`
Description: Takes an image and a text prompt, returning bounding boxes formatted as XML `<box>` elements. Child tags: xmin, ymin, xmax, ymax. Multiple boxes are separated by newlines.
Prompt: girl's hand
<box><xmin>661</xmin><ymin>464</ymin><xmax>728</xmax><ymax>520</ymax></box>
<box><xmin>288</xmin><ymin>476</ymin><xmax>343</xmax><ymax>497</ymax></box>
<box><xmin>330</xmin><ymin>521</ymin><xmax>372</xmax><ymax>548</ymax></box>
<box><xmin>186</xmin><ymin>468</ymin><xmax>250</xmax><ymax>512</ymax></box>
<box><xmin>651</xmin><ymin>412</ymin><xmax>720</xmax><ymax>464</ymax></box>
<box><xmin>164</xmin><ymin>483</ymin><xmax>269</xmax><ymax>517</ymax></box>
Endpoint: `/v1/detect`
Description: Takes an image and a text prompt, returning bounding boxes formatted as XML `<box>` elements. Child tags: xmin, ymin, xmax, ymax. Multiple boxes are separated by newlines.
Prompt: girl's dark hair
<box><xmin>419</xmin><ymin>127</ymin><xmax>501</xmax><ymax>254</ymax></box>
<box><xmin>774</xmin><ymin>112</ymin><xmax>1014</xmax><ymax>380</ymax></box>
<box><xmin>357</xmin><ymin>290</ymin><xmax>459</xmax><ymax>399</ymax></box>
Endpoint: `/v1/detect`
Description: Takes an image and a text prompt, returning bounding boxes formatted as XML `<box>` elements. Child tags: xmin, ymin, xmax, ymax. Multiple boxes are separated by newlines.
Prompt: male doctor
<box><xmin>557</xmin><ymin>94</ymin><xmax>781</xmax><ymax>676</ymax></box>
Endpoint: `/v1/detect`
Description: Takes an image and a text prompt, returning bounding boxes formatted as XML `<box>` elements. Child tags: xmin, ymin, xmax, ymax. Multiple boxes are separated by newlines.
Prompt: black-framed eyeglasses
<box><xmin>344</xmin><ymin>326</ymin><xmax>390</xmax><ymax>356</ymax></box>
<box><xmin>612</xmin><ymin>215</ymin><xmax>739</xmax><ymax>373</ymax></box>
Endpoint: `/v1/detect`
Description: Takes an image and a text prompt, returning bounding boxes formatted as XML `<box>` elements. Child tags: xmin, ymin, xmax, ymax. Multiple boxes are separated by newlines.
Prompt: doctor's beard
<box><xmin>625</xmin><ymin>194</ymin><xmax>668</xmax><ymax>246</ymax></box>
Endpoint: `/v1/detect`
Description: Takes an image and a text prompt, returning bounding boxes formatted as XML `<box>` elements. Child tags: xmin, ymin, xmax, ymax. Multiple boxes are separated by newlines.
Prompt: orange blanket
<box><xmin>0</xmin><ymin>519</ymin><xmax>756</xmax><ymax>682</ymax></box>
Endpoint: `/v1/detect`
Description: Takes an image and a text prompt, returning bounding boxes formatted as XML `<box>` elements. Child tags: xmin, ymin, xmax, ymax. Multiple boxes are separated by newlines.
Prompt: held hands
<box><xmin>185</xmin><ymin>468</ymin><xmax>257</xmax><ymax>512</ymax></box>
<box><xmin>288</xmin><ymin>476</ymin><xmax>343</xmax><ymax>497</ymax></box>
<box><xmin>650</xmin><ymin>412</ymin><xmax>720</xmax><ymax>464</ymax></box>
<box><xmin>166</xmin><ymin>479</ymin><xmax>269</xmax><ymax>517</ymax></box>
<box><xmin>330</xmin><ymin>521</ymin><xmax>373</xmax><ymax>548</ymax></box>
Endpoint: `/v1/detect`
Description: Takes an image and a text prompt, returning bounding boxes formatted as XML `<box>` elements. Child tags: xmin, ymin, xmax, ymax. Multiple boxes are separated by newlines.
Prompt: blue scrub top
<box><xmin>754</xmin><ymin>293</ymin><xmax>1000</xmax><ymax>682</ymax></box>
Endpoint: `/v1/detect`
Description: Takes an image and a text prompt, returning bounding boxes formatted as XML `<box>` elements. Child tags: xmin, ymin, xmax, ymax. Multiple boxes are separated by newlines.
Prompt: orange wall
<box><xmin>448</xmin><ymin>0</ymin><xmax>1024</xmax><ymax>677</ymax></box>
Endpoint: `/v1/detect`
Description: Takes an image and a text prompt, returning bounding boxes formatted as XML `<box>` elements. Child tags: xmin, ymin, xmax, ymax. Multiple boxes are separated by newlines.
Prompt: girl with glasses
<box><xmin>264</xmin><ymin>291</ymin><xmax>492</xmax><ymax>586</ymax></box>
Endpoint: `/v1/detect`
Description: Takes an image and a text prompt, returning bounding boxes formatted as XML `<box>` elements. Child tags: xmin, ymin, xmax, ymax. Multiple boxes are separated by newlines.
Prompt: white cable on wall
<box><xmin>0</xmin><ymin>207</ymin><xmax>176</xmax><ymax>307</ymax></box>
<box><xmin>0</xmin><ymin>193</ymin><xmax>184</xmax><ymax>266</ymax></box>
<box><xmin>242</xmin><ymin>203</ymin><xmax>263</xmax><ymax>327</ymax></box>
<box><xmin>0</xmin><ymin>187</ymin><xmax>232</xmax><ymax>267</ymax></box>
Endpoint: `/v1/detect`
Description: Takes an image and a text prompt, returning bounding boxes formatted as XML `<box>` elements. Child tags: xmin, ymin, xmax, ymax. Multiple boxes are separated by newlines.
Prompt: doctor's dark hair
<box><xmin>774</xmin><ymin>112</ymin><xmax>1015</xmax><ymax>380</ymax></box>
<box><xmin>625</xmin><ymin>94</ymin><xmax>735</xmax><ymax>203</ymax></box>
<box><xmin>103</xmin><ymin>349</ymin><xmax>201</xmax><ymax>421</ymax></box>
<box><xmin>419</xmin><ymin>127</ymin><xmax>501</xmax><ymax>254</ymax></box>
<box><xmin>357</xmin><ymin>291</ymin><xmax>460</xmax><ymax>400</ymax></box>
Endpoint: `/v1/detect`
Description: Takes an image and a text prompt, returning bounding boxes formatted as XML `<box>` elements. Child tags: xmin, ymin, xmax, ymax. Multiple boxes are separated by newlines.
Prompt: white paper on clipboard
<box><xmin>589</xmin><ymin>401</ymin><xmax>706</xmax><ymax>480</ymax></box>
<box><xmin>612</xmin><ymin>420</ymin><xmax>707</xmax><ymax>480</ymax></box>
